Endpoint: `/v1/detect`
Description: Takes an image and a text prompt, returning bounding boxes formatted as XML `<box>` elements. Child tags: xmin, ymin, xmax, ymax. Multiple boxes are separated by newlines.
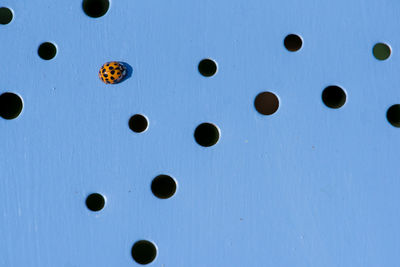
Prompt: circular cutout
<box><xmin>131</xmin><ymin>240</ymin><xmax>157</xmax><ymax>265</ymax></box>
<box><xmin>198</xmin><ymin>59</ymin><xmax>217</xmax><ymax>77</ymax></box>
<box><xmin>387</xmin><ymin>104</ymin><xmax>400</xmax><ymax>127</ymax></box>
<box><xmin>151</xmin><ymin>175</ymin><xmax>177</xmax><ymax>199</ymax></box>
<box><xmin>38</xmin><ymin>42</ymin><xmax>57</xmax><ymax>60</ymax></box>
<box><xmin>284</xmin><ymin>34</ymin><xmax>303</xmax><ymax>52</ymax></box>
<box><xmin>194</xmin><ymin>123</ymin><xmax>220</xmax><ymax>147</ymax></box>
<box><xmin>0</xmin><ymin>92</ymin><xmax>23</xmax><ymax>120</ymax></box>
<box><xmin>86</xmin><ymin>193</ymin><xmax>105</xmax><ymax>212</ymax></box>
<box><xmin>0</xmin><ymin>7</ymin><xmax>13</xmax><ymax>25</ymax></box>
<box><xmin>129</xmin><ymin>114</ymin><xmax>148</xmax><ymax>133</ymax></box>
<box><xmin>254</xmin><ymin>92</ymin><xmax>279</xmax><ymax>115</ymax></box>
<box><xmin>322</xmin><ymin>86</ymin><xmax>346</xmax><ymax>109</ymax></box>
<box><xmin>373</xmin><ymin>43</ymin><xmax>391</xmax><ymax>61</ymax></box>
<box><xmin>82</xmin><ymin>0</ymin><xmax>109</xmax><ymax>18</ymax></box>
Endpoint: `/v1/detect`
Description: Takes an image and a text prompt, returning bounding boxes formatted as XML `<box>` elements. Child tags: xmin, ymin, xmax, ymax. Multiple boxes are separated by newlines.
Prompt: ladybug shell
<box><xmin>99</xmin><ymin>61</ymin><xmax>127</xmax><ymax>84</ymax></box>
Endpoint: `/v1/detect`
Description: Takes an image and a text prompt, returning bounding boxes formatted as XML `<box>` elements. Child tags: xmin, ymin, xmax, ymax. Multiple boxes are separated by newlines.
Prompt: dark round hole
<box><xmin>0</xmin><ymin>92</ymin><xmax>23</xmax><ymax>120</ymax></box>
<box><xmin>198</xmin><ymin>59</ymin><xmax>217</xmax><ymax>77</ymax></box>
<box><xmin>38</xmin><ymin>42</ymin><xmax>57</xmax><ymax>60</ymax></box>
<box><xmin>151</xmin><ymin>175</ymin><xmax>177</xmax><ymax>199</ymax></box>
<box><xmin>284</xmin><ymin>34</ymin><xmax>303</xmax><ymax>52</ymax></box>
<box><xmin>387</xmin><ymin>104</ymin><xmax>400</xmax><ymax>127</ymax></box>
<box><xmin>86</xmin><ymin>193</ymin><xmax>105</xmax><ymax>212</ymax></box>
<box><xmin>82</xmin><ymin>0</ymin><xmax>109</xmax><ymax>18</ymax></box>
<box><xmin>322</xmin><ymin>86</ymin><xmax>346</xmax><ymax>109</ymax></box>
<box><xmin>131</xmin><ymin>240</ymin><xmax>157</xmax><ymax>265</ymax></box>
<box><xmin>373</xmin><ymin>43</ymin><xmax>391</xmax><ymax>61</ymax></box>
<box><xmin>129</xmin><ymin>114</ymin><xmax>148</xmax><ymax>133</ymax></box>
<box><xmin>254</xmin><ymin>92</ymin><xmax>279</xmax><ymax>115</ymax></box>
<box><xmin>0</xmin><ymin>7</ymin><xmax>13</xmax><ymax>25</ymax></box>
<box><xmin>194</xmin><ymin>123</ymin><xmax>219</xmax><ymax>147</ymax></box>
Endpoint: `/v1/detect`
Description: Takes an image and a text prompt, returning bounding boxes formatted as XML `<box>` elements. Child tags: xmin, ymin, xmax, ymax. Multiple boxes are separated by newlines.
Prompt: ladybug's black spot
<box><xmin>110</xmin><ymin>76</ymin><xmax>115</xmax><ymax>80</ymax></box>
<box><xmin>110</xmin><ymin>70</ymin><xmax>115</xmax><ymax>75</ymax></box>
<box><xmin>106</xmin><ymin>63</ymin><xmax>109</xmax><ymax>66</ymax></box>
<box><xmin>117</xmin><ymin>72</ymin><xmax>121</xmax><ymax>75</ymax></box>
<box><xmin>104</xmin><ymin>74</ymin><xmax>108</xmax><ymax>77</ymax></box>
<box><xmin>109</xmin><ymin>66</ymin><xmax>114</xmax><ymax>70</ymax></box>
<box><xmin>102</xmin><ymin>68</ymin><xmax>106</xmax><ymax>73</ymax></box>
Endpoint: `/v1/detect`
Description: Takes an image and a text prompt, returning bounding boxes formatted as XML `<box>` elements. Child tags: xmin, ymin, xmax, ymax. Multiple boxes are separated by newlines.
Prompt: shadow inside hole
<box><xmin>194</xmin><ymin>123</ymin><xmax>220</xmax><ymax>147</ymax></box>
<box><xmin>38</xmin><ymin>42</ymin><xmax>57</xmax><ymax>60</ymax></box>
<box><xmin>387</xmin><ymin>104</ymin><xmax>400</xmax><ymax>127</ymax></box>
<box><xmin>151</xmin><ymin>175</ymin><xmax>177</xmax><ymax>199</ymax></box>
<box><xmin>131</xmin><ymin>240</ymin><xmax>157</xmax><ymax>265</ymax></box>
<box><xmin>0</xmin><ymin>7</ymin><xmax>13</xmax><ymax>25</ymax></box>
<box><xmin>0</xmin><ymin>92</ymin><xmax>23</xmax><ymax>120</ymax></box>
<box><xmin>254</xmin><ymin>92</ymin><xmax>279</xmax><ymax>115</ymax></box>
<box><xmin>82</xmin><ymin>0</ymin><xmax>109</xmax><ymax>18</ymax></box>
<box><xmin>322</xmin><ymin>86</ymin><xmax>346</xmax><ymax>109</ymax></box>
<box><xmin>284</xmin><ymin>34</ymin><xmax>303</xmax><ymax>52</ymax></box>
<box><xmin>373</xmin><ymin>43</ymin><xmax>391</xmax><ymax>61</ymax></box>
<box><xmin>85</xmin><ymin>193</ymin><xmax>105</xmax><ymax>212</ymax></box>
<box><xmin>198</xmin><ymin>59</ymin><xmax>217</xmax><ymax>77</ymax></box>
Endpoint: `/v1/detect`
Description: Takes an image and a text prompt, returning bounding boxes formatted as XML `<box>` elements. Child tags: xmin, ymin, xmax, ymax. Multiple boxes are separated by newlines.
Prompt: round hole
<box><xmin>322</xmin><ymin>86</ymin><xmax>346</xmax><ymax>109</ymax></box>
<box><xmin>387</xmin><ymin>104</ymin><xmax>400</xmax><ymax>127</ymax></box>
<box><xmin>82</xmin><ymin>0</ymin><xmax>109</xmax><ymax>18</ymax></box>
<box><xmin>194</xmin><ymin>123</ymin><xmax>220</xmax><ymax>147</ymax></box>
<box><xmin>86</xmin><ymin>193</ymin><xmax>105</xmax><ymax>212</ymax></box>
<box><xmin>38</xmin><ymin>42</ymin><xmax>57</xmax><ymax>60</ymax></box>
<box><xmin>284</xmin><ymin>34</ymin><xmax>303</xmax><ymax>52</ymax></box>
<box><xmin>131</xmin><ymin>240</ymin><xmax>157</xmax><ymax>265</ymax></box>
<box><xmin>0</xmin><ymin>7</ymin><xmax>13</xmax><ymax>25</ymax></box>
<box><xmin>0</xmin><ymin>92</ymin><xmax>23</xmax><ymax>120</ymax></box>
<box><xmin>254</xmin><ymin>92</ymin><xmax>279</xmax><ymax>115</ymax></box>
<box><xmin>129</xmin><ymin>114</ymin><xmax>148</xmax><ymax>133</ymax></box>
<box><xmin>198</xmin><ymin>59</ymin><xmax>217</xmax><ymax>77</ymax></box>
<box><xmin>373</xmin><ymin>43</ymin><xmax>391</xmax><ymax>61</ymax></box>
<box><xmin>151</xmin><ymin>175</ymin><xmax>177</xmax><ymax>199</ymax></box>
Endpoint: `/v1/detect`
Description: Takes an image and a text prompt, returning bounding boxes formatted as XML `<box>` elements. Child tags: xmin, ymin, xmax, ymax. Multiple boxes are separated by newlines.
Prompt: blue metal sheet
<box><xmin>1</xmin><ymin>0</ymin><xmax>399</xmax><ymax>266</ymax></box>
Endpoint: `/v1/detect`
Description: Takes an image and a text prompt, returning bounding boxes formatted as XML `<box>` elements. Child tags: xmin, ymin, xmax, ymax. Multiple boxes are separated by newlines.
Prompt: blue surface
<box><xmin>1</xmin><ymin>0</ymin><xmax>400</xmax><ymax>266</ymax></box>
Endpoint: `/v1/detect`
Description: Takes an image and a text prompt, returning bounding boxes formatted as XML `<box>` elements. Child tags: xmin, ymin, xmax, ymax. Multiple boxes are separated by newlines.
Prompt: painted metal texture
<box><xmin>1</xmin><ymin>0</ymin><xmax>399</xmax><ymax>266</ymax></box>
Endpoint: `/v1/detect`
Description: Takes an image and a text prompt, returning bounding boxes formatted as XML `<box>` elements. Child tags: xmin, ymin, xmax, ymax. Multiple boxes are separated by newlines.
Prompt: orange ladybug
<box><xmin>99</xmin><ymin>61</ymin><xmax>127</xmax><ymax>84</ymax></box>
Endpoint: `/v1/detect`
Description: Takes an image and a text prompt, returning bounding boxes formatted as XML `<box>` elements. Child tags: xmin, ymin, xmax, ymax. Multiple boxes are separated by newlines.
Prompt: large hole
<box><xmin>0</xmin><ymin>92</ymin><xmax>23</xmax><ymax>120</ymax></box>
<box><xmin>373</xmin><ymin>43</ymin><xmax>391</xmax><ymax>61</ymax></box>
<box><xmin>322</xmin><ymin>86</ymin><xmax>346</xmax><ymax>109</ymax></box>
<box><xmin>151</xmin><ymin>175</ymin><xmax>177</xmax><ymax>199</ymax></box>
<box><xmin>194</xmin><ymin>123</ymin><xmax>220</xmax><ymax>147</ymax></box>
<box><xmin>129</xmin><ymin>114</ymin><xmax>148</xmax><ymax>133</ymax></box>
<box><xmin>86</xmin><ymin>193</ymin><xmax>105</xmax><ymax>212</ymax></box>
<box><xmin>38</xmin><ymin>42</ymin><xmax>57</xmax><ymax>60</ymax></box>
<box><xmin>131</xmin><ymin>240</ymin><xmax>157</xmax><ymax>265</ymax></box>
<box><xmin>0</xmin><ymin>7</ymin><xmax>13</xmax><ymax>25</ymax></box>
<box><xmin>387</xmin><ymin>104</ymin><xmax>400</xmax><ymax>128</ymax></box>
<box><xmin>284</xmin><ymin>34</ymin><xmax>303</xmax><ymax>52</ymax></box>
<box><xmin>82</xmin><ymin>0</ymin><xmax>109</xmax><ymax>18</ymax></box>
<box><xmin>254</xmin><ymin>91</ymin><xmax>279</xmax><ymax>115</ymax></box>
<box><xmin>198</xmin><ymin>59</ymin><xmax>217</xmax><ymax>77</ymax></box>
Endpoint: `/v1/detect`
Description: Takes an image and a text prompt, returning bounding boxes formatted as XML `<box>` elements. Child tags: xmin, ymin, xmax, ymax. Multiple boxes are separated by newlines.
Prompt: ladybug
<box><xmin>99</xmin><ymin>61</ymin><xmax>127</xmax><ymax>84</ymax></box>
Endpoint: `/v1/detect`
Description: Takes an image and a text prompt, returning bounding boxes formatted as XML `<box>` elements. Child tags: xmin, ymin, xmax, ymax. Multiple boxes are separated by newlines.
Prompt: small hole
<box><xmin>151</xmin><ymin>175</ymin><xmax>177</xmax><ymax>199</ymax></box>
<box><xmin>387</xmin><ymin>104</ymin><xmax>400</xmax><ymax>127</ymax></box>
<box><xmin>38</xmin><ymin>42</ymin><xmax>57</xmax><ymax>60</ymax></box>
<box><xmin>129</xmin><ymin>114</ymin><xmax>148</xmax><ymax>133</ymax></box>
<box><xmin>0</xmin><ymin>92</ymin><xmax>23</xmax><ymax>120</ymax></box>
<box><xmin>86</xmin><ymin>193</ymin><xmax>105</xmax><ymax>212</ymax></box>
<box><xmin>194</xmin><ymin>123</ymin><xmax>220</xmax><ymax>147</ymax></box>
<box><xmin>131</xmin><ymin>240</ymin><xmax>157</xmax><ymax>265</ymax></box>
<box><xmin>373</xmin><ymin>43</ymin><xmax>391</xmax><ymax>61</ymax></box>
<box><xmin>198</xmin><ymin>59</ymin><xmax>217</xmax><ymax>77</ymax></box>
<box><xmin>82</xmin><ymin>0</ymin><xmax>109</xmax><ymax>18</ymax></box>
<box><xmin>254</xmin><ymin>92</ymin><xmax>279</xmax><ymax>115</ymax></box>
<box><xmin>0</xmin><ymin>7</ymin><xmax>13</xmax><ymax>25</ymax></box>
<box><xmin>284</xmin><ymin>34</ymin><xmax>303</xmax><ymax>52</ymax></box>
<box><xmin>322</xmin><ymin>86</ymin><xmax>346</xmax><ymax>109</ymax></box>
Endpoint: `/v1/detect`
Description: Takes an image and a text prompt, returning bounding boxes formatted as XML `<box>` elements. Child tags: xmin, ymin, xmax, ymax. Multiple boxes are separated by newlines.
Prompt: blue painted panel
<box><xmin>1</xmin><ymin>0</ymin><xmax>399</xmax><ymax>266</ymax></box>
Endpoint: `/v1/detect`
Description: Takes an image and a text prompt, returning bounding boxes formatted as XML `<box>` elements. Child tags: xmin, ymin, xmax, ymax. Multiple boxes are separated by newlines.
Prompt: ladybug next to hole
<box><xmin>99</xmin><ymin>61</ymin><xmax>127</xmax><ymax>84</ymax></box>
